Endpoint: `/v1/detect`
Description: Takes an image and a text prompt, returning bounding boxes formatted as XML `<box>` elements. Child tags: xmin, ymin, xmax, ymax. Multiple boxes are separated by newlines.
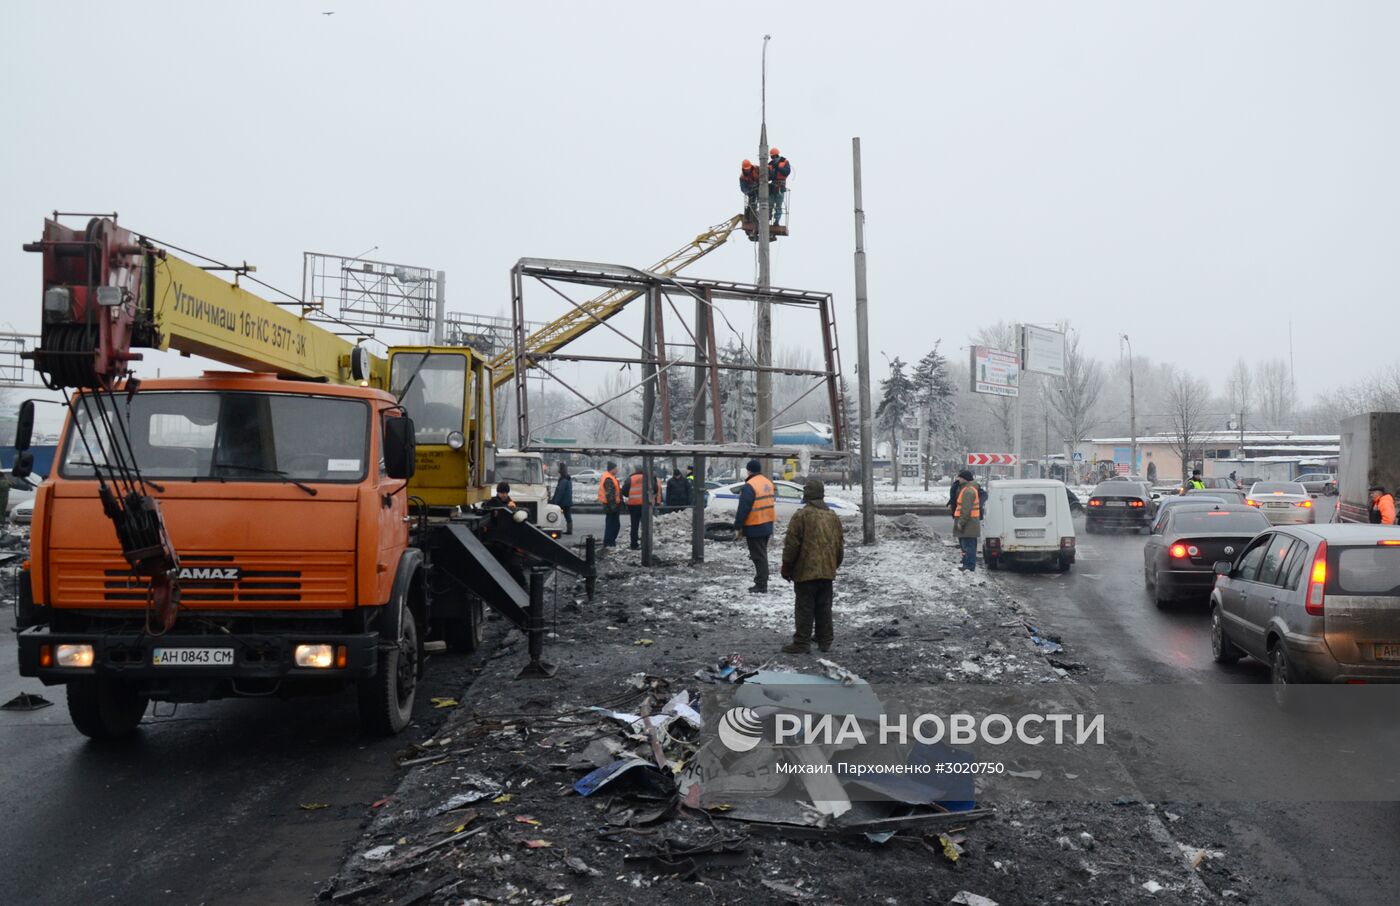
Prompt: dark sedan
<box><xmin>1085</xmin><ymin>481</ymin><xmax>1157</xmax><ymax>533</ymax></box>
<box><xmin>1143</xmin><ymin>505</ymin><xmax>1270</xmax><ymax>607</ymax></box>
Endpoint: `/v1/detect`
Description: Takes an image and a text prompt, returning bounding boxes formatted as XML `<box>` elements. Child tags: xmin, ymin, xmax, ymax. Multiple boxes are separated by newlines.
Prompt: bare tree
<box><xmin>1225</xmin><ymin>359</ymin><xmax>1254</xmax><ymax>429</ymax></box>
<box><xmin>1048</xmin><ymin>329</ymin><xmax>1102</xmax><ymax>459</ymax></box>
<box><xmin>1255</xmin><ymin>358</ymin><xmax>1295</xmax><ymax>429</ymax></box>
<box><xmin>1162</xmin><ymin>369</ymin><xmax>1212</xmax><ymax>480</ymax></box>
<box><xmin>583</xmin><ymin>370</ymin><xmax>636</xmax><ymax>446</ymax></box>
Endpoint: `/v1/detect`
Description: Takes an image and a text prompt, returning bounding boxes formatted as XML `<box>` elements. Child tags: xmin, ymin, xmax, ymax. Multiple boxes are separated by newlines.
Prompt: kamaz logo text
<box><xmin>177</xmin><ymin>567</ymin><xmax>241</xmax><ymax>581</ymax></box>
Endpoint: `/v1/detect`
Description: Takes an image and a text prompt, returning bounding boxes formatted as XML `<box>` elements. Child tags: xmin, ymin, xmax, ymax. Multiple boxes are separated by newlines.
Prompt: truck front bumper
<box><xmin>16</xmin><ymin>626</ymin><xmax>380</xmax><ymax>684</ymax></box>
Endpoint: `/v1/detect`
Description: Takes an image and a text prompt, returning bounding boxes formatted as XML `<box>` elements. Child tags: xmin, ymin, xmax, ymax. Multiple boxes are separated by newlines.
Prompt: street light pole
<box><xmin>1121</xmin><ymin>334</ymin><xmax>1137</xmax><ymax>477</ymax></box>
<box><xmin>852</xmin><ymin>137</ymin><xmax>876</xmax><ymax>545</ymax></box>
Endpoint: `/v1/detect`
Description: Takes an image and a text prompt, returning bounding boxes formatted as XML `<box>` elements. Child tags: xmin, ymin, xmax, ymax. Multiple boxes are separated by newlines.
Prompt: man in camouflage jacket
<box><xmin>779</xmin><ymin>479</ymin><xmax>845</xmax><ymax>654</ymax></box>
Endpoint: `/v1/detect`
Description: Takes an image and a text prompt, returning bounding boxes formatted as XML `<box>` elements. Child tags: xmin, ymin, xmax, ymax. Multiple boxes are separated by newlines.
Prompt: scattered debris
<box><xmin>1007</xmin><ymin>770</ymin><xmax>1042</xmax><ymax>780</ymax></box>
<box><xmin>573</xmin><ymin>757</ymin><xmax>674</xmax><ymax>799</ymax></box>
<box><xmin>1</xmin><ymin>692</ymin><xmax>53</xmax><ymax>711</ymax></box>
<box><xmin>299</xmin><ymin>803</ymin><xmax>330</xmax><ymax>811</ymax></box>
<box><xmin>1178</xmin><ymin>843</ymin><xmax>1225</xmax><ymax>869</ymax></box>
<box><xmin>1079</xmin><ymin>831</ymin><xmax>1095</xmax><ymax>850</ymax></box>
<box><xmin>425</xmin><ymin>775</ymin><xmax>501</xmax><ymax>816</ymax></box>
<box><xmin>429</xmin><ymin>697</ymin><xmax>459</xmax><ymax>709</ymax></box>
<box><xmin>1142</xmin><ymin>879</ymin><xmax>1165</xmax><ymax>894</ymax></box>
<box><xmin>951</xmin><ymin>892</ymin><xmax>999</xmax><ymax>906</ymax></box>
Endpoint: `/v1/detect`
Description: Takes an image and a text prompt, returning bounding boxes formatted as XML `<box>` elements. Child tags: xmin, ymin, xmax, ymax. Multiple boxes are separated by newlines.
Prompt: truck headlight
<box><xmin>446</xmin><ymin>431</ymin><xmax>466</xmax><ymax>450</ymax></box>
<box><xmin>546</xmin><ymin>511</ymin><xmax>559</xmax><ymax>523</ymax></box>
<box><xmin>56</xmin><ymin>644</ymin><xmax>95</xmax><ymax>668</ymax></box>
<box><xmin>294</xmin><ymin>644</ymin><xmax>335</xmax><ymax>668</ymax></box>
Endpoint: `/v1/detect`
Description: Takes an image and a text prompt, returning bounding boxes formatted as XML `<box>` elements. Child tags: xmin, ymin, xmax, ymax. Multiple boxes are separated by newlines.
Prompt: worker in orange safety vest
<box><xmin>597</xmin><ymin>462</ymin><xmax>622</xmax><ymax>548</ymax></box>
<box><xmin>734</xmin><ymin>458</ymin><xmax>776</xmax><ymax>592</ymax></box>
<box><xmin>953</xmin><ymin>469</ymin><xmax>982</xmax><ymax>571</ymax></box>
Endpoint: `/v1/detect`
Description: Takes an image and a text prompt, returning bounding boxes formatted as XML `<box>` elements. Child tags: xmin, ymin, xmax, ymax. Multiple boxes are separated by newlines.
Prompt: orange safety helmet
<box><xmin>741</xmin><ymin>159</ymin><xmax>753</xmax><ymax>169</ymax></box>
<box><xmin>770</xmin><ymin>148</ymin><xmax>780</xmax><ymax>157</ymax></box>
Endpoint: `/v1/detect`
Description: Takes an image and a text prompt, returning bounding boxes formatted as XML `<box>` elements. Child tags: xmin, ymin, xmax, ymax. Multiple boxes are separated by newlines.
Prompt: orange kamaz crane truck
<box><xmin>11</xmin><ymin>214</ymin><xmax>593</xmax><ymax>739</ymax></box>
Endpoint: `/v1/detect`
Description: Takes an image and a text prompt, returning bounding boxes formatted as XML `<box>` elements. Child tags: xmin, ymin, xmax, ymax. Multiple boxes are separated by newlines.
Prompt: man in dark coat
<box><xmin>780</xmin><ymin>479</ymin><xmax>845</xmax><ymax>654</ymax></box>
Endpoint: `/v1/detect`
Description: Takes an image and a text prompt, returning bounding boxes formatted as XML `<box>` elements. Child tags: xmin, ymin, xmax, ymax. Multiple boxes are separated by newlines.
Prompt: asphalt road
<box><xmin>918</xmin><ymin>511</ymin><xmax>1400</xmax><ymax>905</ymax></box>
<box><xmin>0</xmin><ymin>592</ymin><xmax>501</xmax><ymax>906</ymax></box>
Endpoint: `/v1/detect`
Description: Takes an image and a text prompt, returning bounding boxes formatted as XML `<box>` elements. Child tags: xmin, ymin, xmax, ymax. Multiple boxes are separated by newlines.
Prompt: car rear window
<box><xmin>1013</xmin><ymin>494</ymin><xmax>1047</xmax><ymax>518</ymax></box>
<box><xmin>1171</xmin><ymin>512</ymin><xmax>1269</xmax><ymax>534</ymax></box>
<box><xmin>1333</xmin><ymin>547</ymin><xmax>1400</xmax><ymax>596</ymax></box>
<box><xmin>1253</xmin><ymin>482</ymin><xmax>1305</xmax><ymax>495</ymax></box>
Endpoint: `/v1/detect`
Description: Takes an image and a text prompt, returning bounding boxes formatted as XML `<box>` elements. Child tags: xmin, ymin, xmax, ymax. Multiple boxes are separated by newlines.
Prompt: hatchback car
<box><xmin>1144</xmin><ymin>505</ymin><xmax>1269</xmax><ymax>606</ymax></box>
<box><xmin>1294</xmin><ymin>472</ymin><xmax>1338</xmax><ymax>496</ymax></box>
<box><xmin>1211</xmin><ymin>525</ymin><xmax>1400</xmax><ymax>703</ymax></box>
<box><xmin>1246</xmin><ymin>481</ymin><xmax>1315</xmax><ymax>525</ymax></box>
<box><xmin>1150</xmin><ymin>494</ymin><xmax>1224</xmax><ymax>534</ymax></box>
<box><xmin>1084</xmin><ymin>481</ymin><xmax>1157</xmax><ymax>533</ymax></box>
<box><xmin>1187</xmin><ymin>487</ymin><xmax>1247</xmax><ymax>506</ymax></box>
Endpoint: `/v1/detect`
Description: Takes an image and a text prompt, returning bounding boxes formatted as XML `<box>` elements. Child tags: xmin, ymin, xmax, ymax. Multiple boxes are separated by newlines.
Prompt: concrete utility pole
<box><xmin>755</xmin><ymin>35</ymin><xmax>773</xmax><ymax>473</ymax></box>
<box><xmin>692</xmin><ymin>291</ymin><xmax>710</xmax><ymax>564</ymax></box>
<box><xmin>1122</xmin><ymin>334</ymin><xmax>1137</xmax><ymax>476</ymax></box>
<box><xmin>852</xmin><ymin>137</ymin><xmax>876</xmax><ymax>545</ymax></box>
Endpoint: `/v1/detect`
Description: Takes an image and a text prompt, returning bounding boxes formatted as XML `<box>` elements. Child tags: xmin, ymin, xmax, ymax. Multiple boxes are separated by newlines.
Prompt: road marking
<box><xmin>1078</xmin><ymin>574</ymin><xmax>1102</xmax><ymax>580</ymax></box>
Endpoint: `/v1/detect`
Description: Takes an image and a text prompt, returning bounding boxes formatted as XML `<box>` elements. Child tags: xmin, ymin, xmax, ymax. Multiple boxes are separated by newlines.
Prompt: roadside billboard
<box><xmin>970</xmin><ymin>347</ymin><xmax>1019</xmax><ymax>397</ymax></box>
<box><xmin>1021</xmin><ymin>325</ymin><xmax>1066</xmax><ymax>377</ymax></box>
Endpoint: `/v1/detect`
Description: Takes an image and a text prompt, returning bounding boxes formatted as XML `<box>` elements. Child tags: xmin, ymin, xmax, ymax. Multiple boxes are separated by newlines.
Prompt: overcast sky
<box><xmin>4</xmin><ymin>1</ymin><xmax>1397</xmax><ymax>403</ymax></box>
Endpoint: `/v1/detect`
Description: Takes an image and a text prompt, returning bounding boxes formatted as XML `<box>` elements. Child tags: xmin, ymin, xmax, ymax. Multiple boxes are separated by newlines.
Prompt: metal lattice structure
<box><xmin>0</xmin><ymin>333</ymin><xmax>42</xmax><ymax>388</ymax></box>
<box><xmin>508</xmin><ymin>258</ymin><xmax>848</xmax><ymax>461</ymax></box>
<box><xmin>302</xmin><ymin>252</ymin><xmax>439</xmax><ymax>331</ymax></box>
<box><xmin>444</xmin><ymin>312</ymin><xmax>545</xmax><ymax>358</ymax></box>
<box><xmin>489</xmin><ymin>215</ymin><xmax>742</xmax><ymax>388</ymax></box>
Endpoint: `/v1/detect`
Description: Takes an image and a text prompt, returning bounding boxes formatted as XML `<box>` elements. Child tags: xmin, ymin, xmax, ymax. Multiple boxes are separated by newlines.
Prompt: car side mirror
<box><xmin>11</xmin><ymin>450</ymin><xmax>34</xmax><ymax>480</ymax></box>
<box><xmin>383</xmin><ymin>416</ymin><xmax>416</xmax><ymax>480</ymax></box>
<box><xmin>1150</xmin><ymin>493</ymin><xmax>1161</xmax><ymax>500</ymax></box>
<box><xmin>1213</xmin><ymin>560</ymin><xmax>1231</xmax><ymax>577</ymax></box>
<box><xmin>14</xmin><ymin>400</ymin><xmax>34</xmax><ymax>452</ymax></box>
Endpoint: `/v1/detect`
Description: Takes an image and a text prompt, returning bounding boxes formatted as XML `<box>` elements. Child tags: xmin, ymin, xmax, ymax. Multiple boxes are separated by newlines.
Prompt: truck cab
<box><xmin>14</xmin><ymin>373</ymin><xmax>425</xmax><ymax>738</ymax></box>
<box><xmin>493</xmin><ymin>449</ymin><xmax>566</xmax><ymax>536</ymax></box>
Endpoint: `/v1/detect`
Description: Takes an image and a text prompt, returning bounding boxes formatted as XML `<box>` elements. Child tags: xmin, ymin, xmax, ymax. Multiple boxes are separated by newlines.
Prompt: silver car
<box><xmin>1246</xmin><ymin>481</ymin><xmax>1315</xmax><ymax>525</ymax></box>
<box><xmin>1211</xmin><ymin>524</ymin><xmax>1400</xmax><ymax>703</ymax></box>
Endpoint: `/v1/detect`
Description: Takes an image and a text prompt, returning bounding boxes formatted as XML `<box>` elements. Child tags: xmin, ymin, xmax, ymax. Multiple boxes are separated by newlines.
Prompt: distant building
<box><xmin>1080</xmin><ymin>432</ymin><xmax>1339</xmax><ymax>483</ymax></box>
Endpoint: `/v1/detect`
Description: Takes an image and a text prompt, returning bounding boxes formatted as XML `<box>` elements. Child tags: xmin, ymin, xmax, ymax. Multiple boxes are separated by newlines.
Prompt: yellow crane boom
<box><xmin>489</xmin><ymin>215</ymin><xmax>742</xmax><ymax>388</ymax></box>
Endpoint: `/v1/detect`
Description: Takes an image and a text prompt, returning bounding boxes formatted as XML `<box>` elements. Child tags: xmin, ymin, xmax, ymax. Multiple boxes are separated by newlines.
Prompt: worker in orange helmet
<box><xmin>767</xmin><ymin>148</ymin><xmax>792</xmax><ymax>225</ymax></box>
<box><xmin>739</xmin><ymin>160</ymin><xmax>761</xmax><ymax>214</ymax></box>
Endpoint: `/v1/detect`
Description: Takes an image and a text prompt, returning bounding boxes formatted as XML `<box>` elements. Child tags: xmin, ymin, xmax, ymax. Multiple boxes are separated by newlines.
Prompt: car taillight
<box><xmin>1088</xmin><ymin>499</ymin><xmax>1103</xmax><ymax>507</ymax></box>
<box><xmin>1297</xmin><ymin>500</ymin><xmax>1312</xmax><ymax>508</ymax></box>
<box><xmin>1246</xmin><ymin>499</ymin><xmax>1261</xmax><ymax>507</ymax></box>
<box><xmin>1060</xmin><ymin>537</ymin><xmax>1075</xmax><ymax>549</ymax></box>
<box><xmin>1128</xmin><ymin>500</ymin><xmax>1145</xmax><ymax>508</ymax></box>
<box><xmin>1380</xmin><ymin>540</ymin><xmax>1400</xmax><ymax>546</ymax></box>
<box><xmin>1170</xmin><ymin>543</ymin><xmax>1188</xmax><ymax>559</ymax></box>
<box><xmin>986</xmin><ymin>538</ymin><xmax>1002</xmax><ymax>551</ymax></box>
<box><xmin>1306</xmin><ymin>541</ymin><xmax>1327</xmax><ymax>616</ymax></box>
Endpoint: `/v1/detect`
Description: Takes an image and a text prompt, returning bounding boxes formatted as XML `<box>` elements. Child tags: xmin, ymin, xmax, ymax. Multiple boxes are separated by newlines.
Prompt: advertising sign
<box><xmin>970</xmin><ymin>346</ymin><xmax>1019</xmax><ymax>397</ymax></box>
<box><xmin>1021</xmin><ymin>325</ymin><xmax>1066</xmax><ymax>377</ymax></box>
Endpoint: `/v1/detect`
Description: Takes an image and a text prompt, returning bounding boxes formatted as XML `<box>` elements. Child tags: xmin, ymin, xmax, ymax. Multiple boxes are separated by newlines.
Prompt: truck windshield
<box><xmin>60</xmin><ymin>391</ymin><xmax>369</xmax><ymax>482</ymax></box>
<box><xmin>496</xmin><ymin>457</ymin><xmax>544</xmax><ymax>486</ymax></box>
<box><xmin>391</xmin><ymin>353</ymin><xmax>466</xmax><ymax>445</ymax></box>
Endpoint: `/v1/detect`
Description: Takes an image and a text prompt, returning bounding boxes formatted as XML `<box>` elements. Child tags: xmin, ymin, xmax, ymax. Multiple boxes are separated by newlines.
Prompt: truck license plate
<box><xmin>1376</xmin><ymin>644</ymin><xmax>1400</xmax><ymax>661</ymax></box>
<box><xmin>1015</xmin><ymin>529</ymin><xmax>1046</xmax><ymax>538</ymax></box>
<box><xmin>152</xmin><ymin>647</ymin><xmax>234</xmax><ymax>667</ymax></box>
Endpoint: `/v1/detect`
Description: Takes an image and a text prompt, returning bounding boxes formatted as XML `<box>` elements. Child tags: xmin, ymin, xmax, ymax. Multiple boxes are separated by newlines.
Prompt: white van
<box><xmin>981</xmin><ymin>479</ymin><xmax>1076</xmax><ymax>572</ymax></box>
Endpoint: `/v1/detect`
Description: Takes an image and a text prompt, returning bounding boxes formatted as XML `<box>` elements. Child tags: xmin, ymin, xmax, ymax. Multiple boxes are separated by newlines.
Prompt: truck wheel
<box><xmin>359</xmin><ymin>608</ymin><xmax>419</xmax><ymax>736</ymax></box>
<box><xmin>1210</xmin><ymin>605</ymin><xmax>1241</xmax><ymax>665</ymax></box>
<box><xmin>1058</xmin><ymin>555</ymin><xmax>1072</xmax><ymax>573</ymax></box>
<box><xmin>67</xmin><ymin>678</ymin><xmax>148</xmax><ymax>740</ymax></box>
<box><xmin>445</xmin><ymin>598</ymin><xmax>485</xmax><ymax>653</ymax></box>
